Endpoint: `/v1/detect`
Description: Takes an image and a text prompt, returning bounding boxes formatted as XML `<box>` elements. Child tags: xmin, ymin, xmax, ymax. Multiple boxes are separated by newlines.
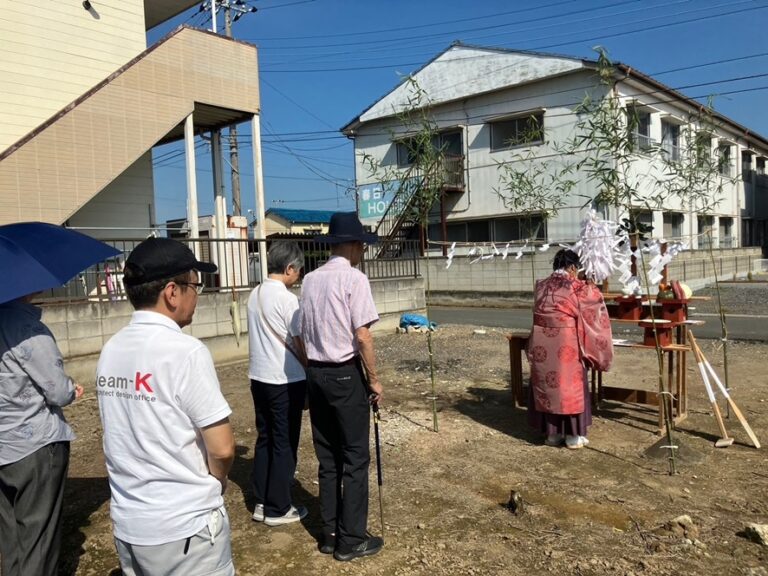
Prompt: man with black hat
<box><xmin>96</xmin><ymin>238</ymin><xmax>236</xmax><ymax>576</ymax></box>
<box><xmin>300</xmin><ymin>212</ymin><xmax>384</xmax><ymax>561</ymax></box>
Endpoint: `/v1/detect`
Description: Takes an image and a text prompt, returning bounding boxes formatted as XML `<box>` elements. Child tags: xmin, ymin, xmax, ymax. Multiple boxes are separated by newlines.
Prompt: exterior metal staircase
<box><xmin>371</xmin><ymin>155</ymin><xmax>465</xmax><ymax>259</ymax></box>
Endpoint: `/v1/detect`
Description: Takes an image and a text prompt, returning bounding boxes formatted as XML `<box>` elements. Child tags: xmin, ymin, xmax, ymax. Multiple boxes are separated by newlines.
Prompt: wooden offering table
<box><xmin>507</xmin><ymin>318</ymin><xmax>701</xmax><ymax>433</ymax></box>
<box><xmin>507</xmin><ymin>333</ymin><xmax>529</xmax><ymax>407</ymax></box>
<box><xmin>602</xmin><ymin>325</ymin><xmax>693</xmax><ymax>432</ymax></box>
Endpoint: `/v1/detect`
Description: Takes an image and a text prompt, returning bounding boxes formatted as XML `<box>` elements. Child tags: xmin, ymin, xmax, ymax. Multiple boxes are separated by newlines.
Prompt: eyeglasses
<box><xmin>175</xmin><ymin>281</ymin><xmax>204</xmax><ymax>295</ymax></box>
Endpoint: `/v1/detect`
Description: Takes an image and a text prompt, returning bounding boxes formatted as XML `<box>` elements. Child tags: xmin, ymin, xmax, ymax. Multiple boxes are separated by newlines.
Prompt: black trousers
<box><xmin>0</xmin><ymin>441</ymin><xmax>70</xmax><ymax>576</ymax></box>
<box><xmin>250</xmin><ymin>379</ymin><xmax>307</xmax><ymax>517</ymax></box>
<box><xmin>307</xmin><ymin>360</ymin><xmax>370</xmax><ymax>552</ymax></box>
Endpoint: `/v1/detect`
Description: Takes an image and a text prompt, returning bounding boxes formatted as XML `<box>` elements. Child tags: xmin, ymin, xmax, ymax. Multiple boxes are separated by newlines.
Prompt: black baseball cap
<box><xmin>124</xmin><ymin>237</ymin><xmax>217</xmax><ymax>286</ymax></box>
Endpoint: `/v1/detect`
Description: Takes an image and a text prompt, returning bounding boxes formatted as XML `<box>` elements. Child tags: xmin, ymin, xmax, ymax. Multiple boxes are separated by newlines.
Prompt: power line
<box><xmin>246</xmin><ymin>0</ymin><xmax>316</xmax><ymax>10</ymax></box>
<box><xmin>261</xmin><ymin>77</ymin><xmax>337</xmax><ymax>129</ymax></box>
<box><xmin>649</xmin><ymin>51</ymin><xmax>768</xmax><ymax>77</ymax></box>
<box><xmin>259</xmin><ymin>3</ymin><xmax>765</xmax><ymax>72</ymax></box>
<box><xmin>252</xmin><ymin>0</ymin><xmax>643</xmax><ymax>51</ymax></box>
<box><xmin>249</xmin><ymin>0</ymin><xmax>580</xmax><ymax>41</ymax></box>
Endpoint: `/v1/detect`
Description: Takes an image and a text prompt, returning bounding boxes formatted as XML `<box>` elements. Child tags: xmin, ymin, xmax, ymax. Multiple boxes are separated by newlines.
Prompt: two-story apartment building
<box><xmin>343</xmin><ymin>43</ymin><xmax>768</xmax><ymax>252</ymax></box>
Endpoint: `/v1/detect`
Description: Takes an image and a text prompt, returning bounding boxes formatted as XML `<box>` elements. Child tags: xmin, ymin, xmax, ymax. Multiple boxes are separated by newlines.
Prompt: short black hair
<box><xmin>267</xmin><ymin>241</ymin><xmax>305</xmax><ymax>275</ymax></box>
<box><xmin>552</xmin><ymin>248</ymin><xmax>580</xmax><ymax>271</ymax></box>
<box><xmin>124</xmin><ymin>268</ymin><xmax>193</xmax><ymax>309</ymax></box>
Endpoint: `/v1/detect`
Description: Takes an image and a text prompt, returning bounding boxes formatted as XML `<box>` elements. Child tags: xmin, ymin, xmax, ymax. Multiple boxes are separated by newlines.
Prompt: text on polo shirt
<box><xmin>97</xmin><ymin>372</ymin><xmax>156</xmax><ymax>402</ymax></box>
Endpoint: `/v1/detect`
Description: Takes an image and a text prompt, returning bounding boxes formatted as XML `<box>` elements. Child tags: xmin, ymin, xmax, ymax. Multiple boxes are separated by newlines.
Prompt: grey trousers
<box><xmin>115</xmin><ymin>507</ymin><xmax>235</xmax><ymax>576</ymax></box>
<box><xmin>0</xmin><ymin>441</ymin><xmax>70</xmax><ymax>576</ymax></box>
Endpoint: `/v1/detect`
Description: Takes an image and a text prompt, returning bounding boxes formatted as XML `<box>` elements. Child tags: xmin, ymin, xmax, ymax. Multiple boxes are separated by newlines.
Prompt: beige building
<box><xmin>0</xmin><ymin>0</ymin><xmax>264</xmax><ymax>245</ymax></box>
<box><xmin>264</xmin><ymin>208</ymin><xmax>334</xmax><ymax>236</ymax></box>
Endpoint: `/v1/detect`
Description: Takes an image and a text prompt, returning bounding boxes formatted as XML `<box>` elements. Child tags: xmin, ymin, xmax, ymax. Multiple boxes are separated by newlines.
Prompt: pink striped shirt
<box><xmin>299</xmin><ymin>256</ymin><xmax>379</xmax><ymax>363</ymax></box>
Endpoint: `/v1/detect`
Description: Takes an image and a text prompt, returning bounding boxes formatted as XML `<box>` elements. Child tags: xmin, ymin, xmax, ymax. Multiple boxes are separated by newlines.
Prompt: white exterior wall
<box><xmin>66</xmin><ymin>152</ymin><xmax>154</xmax><ymax>239</ymax></box>
<box><xmin>0</xmin><ymin>0</ymin><xmax>147</xmax><ymax>151</ymax></box>
<box><xmin>353</xmin><ymin>64</ymin><xmax>768</xmax><ymax>250</ymax></box>
<box><xmin>614</xmin><ymin>81</ymin><xmax>751</xmax><ymax>248</ymax></box>
<box><xmin>354</xmin><ymin>71</ymin><xmax>615</xmax><ymax>246</ymax></box>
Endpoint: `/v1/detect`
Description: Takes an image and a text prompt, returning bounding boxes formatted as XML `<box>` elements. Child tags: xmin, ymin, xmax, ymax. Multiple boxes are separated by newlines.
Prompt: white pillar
<box><xmin>211</xmin><ymin>129</ymin><xmax>229</xmax><ymax>287</ymax></box>
<box><xmin>184</xmin><ymin>114</ymin><xmax>200</xmax><ymax>256</ymax></box>
<box><xmin>251</xmin><ymin>114</ymin><xmax>268</xmax><ymax>283</ymax></box>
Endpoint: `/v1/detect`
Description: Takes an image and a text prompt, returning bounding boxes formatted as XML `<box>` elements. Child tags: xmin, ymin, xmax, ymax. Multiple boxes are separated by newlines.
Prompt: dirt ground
<box><xmin>60</xmin><ymin>325</ymin><xmax>768</xmax><ymax>576</ymax></box>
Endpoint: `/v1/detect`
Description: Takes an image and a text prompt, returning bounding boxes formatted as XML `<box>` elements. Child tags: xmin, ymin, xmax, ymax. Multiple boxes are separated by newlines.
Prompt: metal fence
<box><xmin>36</xmin><ymin>236</ymin><xmax>421</xmax><ymax>303</ymax></box>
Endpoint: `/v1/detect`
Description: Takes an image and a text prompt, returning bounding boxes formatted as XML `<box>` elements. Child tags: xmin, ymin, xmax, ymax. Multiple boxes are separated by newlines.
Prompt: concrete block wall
<box><xmin>423</xmin><ymin>247</ymin><xmax>761</xmax><ymax>295</ymax></box>
<box><xmin>43</xmin><ymin>277</ymin><xmax>425</xmax><ymax>384</ymax></box>
<box><xmin>424</xmin><ymin>251</ymin><xmax>561</xmax><ymax>296</ymax></box>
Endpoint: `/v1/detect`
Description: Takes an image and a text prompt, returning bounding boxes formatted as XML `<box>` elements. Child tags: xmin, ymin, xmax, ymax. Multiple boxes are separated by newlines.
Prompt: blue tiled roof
<box><xmin>267</xmin><ymin>208</ymin><xmax>336</xmax><ymax>224</ymax></box>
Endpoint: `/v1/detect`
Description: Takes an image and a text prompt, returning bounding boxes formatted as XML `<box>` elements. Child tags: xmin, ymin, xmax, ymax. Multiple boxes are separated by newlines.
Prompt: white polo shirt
<box><xmin>247</xmin><ymin>279</ymin><xmax>305</xmax><ymax>384</ymax></box>
<box><xmin>96</xmin><ymin>311</ymin><xmax>232</xmax><ymax>546</ymax></box>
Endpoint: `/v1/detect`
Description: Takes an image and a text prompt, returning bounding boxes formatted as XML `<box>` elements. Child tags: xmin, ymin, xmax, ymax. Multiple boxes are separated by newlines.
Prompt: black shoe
<box><xmin>333</xmin><ymin>536</ymin><xmax>384</xmax><ymax>562</ymax></box>
<box><xmin>318</xmin><ymin>534</ymin><xmax>335</xmax><ymax>554</ymax></box>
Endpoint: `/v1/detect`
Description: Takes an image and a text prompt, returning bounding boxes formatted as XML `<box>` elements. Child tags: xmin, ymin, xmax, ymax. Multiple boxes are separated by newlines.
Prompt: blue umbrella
<box><xmin>0</xmin><ymin>221</ymin><xmax>122</xmax><ymax>304</ymax></box>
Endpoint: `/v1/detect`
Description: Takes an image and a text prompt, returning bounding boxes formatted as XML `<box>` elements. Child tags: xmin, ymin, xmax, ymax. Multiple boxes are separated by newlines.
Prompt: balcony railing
<box><xmin>442</xmin><ymin>155</ymin><xmax>465</xmax><ymax>190</ymax></box>
<box><xmin>630</xmin><ymin>132</ymin><xmax>654</xmax><ymax>152</ymax></box>
<box><xmin>34</xmin><ymin>236</ymin><xmax>420</xmax><ymax>304</ymax></box>
<box><xmin>661</xmin><ymin>142</ymin><xmax>681</xmax><ymax>162</ymax></box>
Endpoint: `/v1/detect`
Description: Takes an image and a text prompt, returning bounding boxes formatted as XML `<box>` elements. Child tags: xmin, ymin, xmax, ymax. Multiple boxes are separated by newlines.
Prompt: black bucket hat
<box><xmin>124</xmin><ymin>237</ymin><xmax>217</xmax><ymax>286</ymax></box>
<box><xmin>314</xmin><ymin>212</ymin><xmax>379</xmax><ymax>245</ymax></box>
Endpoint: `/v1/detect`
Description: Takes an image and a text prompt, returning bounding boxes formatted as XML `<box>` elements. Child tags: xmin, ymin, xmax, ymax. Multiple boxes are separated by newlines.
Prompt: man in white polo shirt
<box><xmin>96</xmin><ymin>238</ymin><xmax>236</xmax><ymax>576</ymax></box>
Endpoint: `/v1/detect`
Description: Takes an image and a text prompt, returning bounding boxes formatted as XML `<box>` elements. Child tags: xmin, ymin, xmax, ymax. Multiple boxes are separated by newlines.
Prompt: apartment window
<box><xmin>396</xmin><ymin>130</ymin><xmax>464</xmax><ymax>167</ymax></box>
<box><xmin>719</xmin><ymin>217</ymin><xmax>733</xmax><ymax>248</ymax></box>
<box><xmin>698</xmin><ymin>215</ymin><xmax>714</xmax><ymax>248</ymax></box>
<box><xmin>663</xmin><ymin>212</ymin><xmax>683</xmax><ymax>240</ymax></box>
<box><xmin>490</xmin><ymin>113</ymin><xmax>544</xmax><ymax>151</ymax></box>
<box><xmin>428</xmin><ymin>215</ymin><xmax>545</xmax><ymax>244</ymax></box>
<box><xmin>396</xmin><ymin>137</ymin><xmax>428</xmax><ymax>167</ymax></box>
<box><xmin>428</xmin><ymin>221</ymin><xmax>491</xmax><ymax>243</ymax></box>
<box><xmin>661</xmin><ymin>121</ymin><xmax>680</xmax><ymax>161</ymax></box>
<box><xmin>757</xmin><ymin>157</ymin><xmax>766</xmax><ymax>175</ymax></box>
<box><xmin>742</xmin><ymin>151</ymin><xmax>753</xmax><ymax>181</ymax></box>
<box><xmin>628</xmin><ymin>210</ymin><xmax>653</xmax><ymax>230</ymax></box>
<box><xmin>696</xmin><ymin>134</ymin><xmax>712</xmax><ymax>167</ymax></box>
<box><xmin>627</xmin><ymin>105</ymin><xmax>652</xmax><ymax>151</ymax></box>
<box><xmin>718</xmin><ymin>143</ymin><xmax>733</xmax><ymax>177</ymax></box>
<box><xmin>494</xmin><ymin>214</ymin><xmax>546</xmax><ymax>242</ymax></box>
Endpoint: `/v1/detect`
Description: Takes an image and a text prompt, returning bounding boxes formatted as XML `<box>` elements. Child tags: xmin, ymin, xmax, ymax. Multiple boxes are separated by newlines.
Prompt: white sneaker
<box><xmin>252</xmin><ymin>503</ymin><xmax>264</xmax><ymax>522</ymax></box>
<box><xmin>565</xmin><ymin>435</ymin><xmax>590</xmax><ymax>450</ymax></box>
<box><xmin>264</xmin><ymin>505</ymin><xmax>308</xmax><ymax>527</ymax></box>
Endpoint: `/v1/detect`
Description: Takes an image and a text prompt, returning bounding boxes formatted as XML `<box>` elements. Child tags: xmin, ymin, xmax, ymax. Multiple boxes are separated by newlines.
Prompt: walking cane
<box><xmin>372</xmin><ymin>400</ymin><xmax>385</xmax><ymax>536</ymax></box>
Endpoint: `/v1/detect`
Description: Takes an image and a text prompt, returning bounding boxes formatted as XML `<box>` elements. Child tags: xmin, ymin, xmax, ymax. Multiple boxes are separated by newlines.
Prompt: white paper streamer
<box><xmin>445</xmin><ymin>241</ymin><xmax>456</xmax><ymax>269</ymax></box>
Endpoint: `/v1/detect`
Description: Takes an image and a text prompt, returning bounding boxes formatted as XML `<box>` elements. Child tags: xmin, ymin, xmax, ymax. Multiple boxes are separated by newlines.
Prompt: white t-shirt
<box><xmin>96</xmin><ymin>311</ymin><xmax>232</xmax><ymax>546</ymax></box>
<box><xmin>247</xmin><ymin>278</ymin><xmax>305</xmax><ymax>384</ymax></box>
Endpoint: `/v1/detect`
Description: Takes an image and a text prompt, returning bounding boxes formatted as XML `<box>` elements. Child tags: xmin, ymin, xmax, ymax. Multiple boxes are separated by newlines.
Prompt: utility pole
<box><xmin>202</xmin><ymin>0</ymin><xmax>256</xmax><ymax>216</ymax></box>
<box><xmin>224</xmin><ymin>6</ymin><xmax>241</xmax><ymax>215</ymax></box>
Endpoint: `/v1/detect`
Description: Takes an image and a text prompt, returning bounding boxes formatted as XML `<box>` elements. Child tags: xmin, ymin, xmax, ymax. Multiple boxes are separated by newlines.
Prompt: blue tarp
<box><xmin>399</xmin><ymin>313</ymin><xmax>437</xmax><ymax>331</ymax></box>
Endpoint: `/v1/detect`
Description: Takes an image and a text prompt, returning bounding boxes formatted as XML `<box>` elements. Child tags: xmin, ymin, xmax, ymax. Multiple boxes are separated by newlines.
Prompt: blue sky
<box><xmin>148</xmin><ymin>0</ymin><xmax>768</xmax><ymax>226</ymax></box>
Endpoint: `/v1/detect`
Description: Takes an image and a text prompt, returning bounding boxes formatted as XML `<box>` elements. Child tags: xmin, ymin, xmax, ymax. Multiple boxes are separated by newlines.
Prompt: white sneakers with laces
<box><xmin>263</xmin><ymin>505</ymin><xmax>308</xmax><ymax>527</ymax></box>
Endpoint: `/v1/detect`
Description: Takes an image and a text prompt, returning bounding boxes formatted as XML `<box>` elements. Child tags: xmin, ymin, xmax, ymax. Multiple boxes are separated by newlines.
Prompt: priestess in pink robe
<box><xmin>527</xmin><ymin>259</ymin><xmax>613</xmax><ymax>439</ymax></box>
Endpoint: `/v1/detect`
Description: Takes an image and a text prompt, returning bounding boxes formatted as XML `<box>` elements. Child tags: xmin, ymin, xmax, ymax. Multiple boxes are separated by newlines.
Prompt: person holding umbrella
<box><xmin>0</xmin><ymin>222</ymin><xmax>118</xmax><ymax>576</ymax></box>
<box><xmin>299</xmin><ymin>212</ymin><xmax>384</xmax><ymax>561</ymax></box>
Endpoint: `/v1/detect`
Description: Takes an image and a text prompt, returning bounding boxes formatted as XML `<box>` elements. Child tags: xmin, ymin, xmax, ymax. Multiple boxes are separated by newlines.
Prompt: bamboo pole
<box><xmin>636</xmin><ymin>233</ymin><xmax>677</xmax><ymax>475</ymax></box>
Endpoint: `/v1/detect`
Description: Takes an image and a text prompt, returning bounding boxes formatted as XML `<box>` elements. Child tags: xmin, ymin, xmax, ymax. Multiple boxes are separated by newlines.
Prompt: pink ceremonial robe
<box><xmin>527</xmin><ymin>272</ymin><xmax>614</xmax><ymax>415</ymax></box>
